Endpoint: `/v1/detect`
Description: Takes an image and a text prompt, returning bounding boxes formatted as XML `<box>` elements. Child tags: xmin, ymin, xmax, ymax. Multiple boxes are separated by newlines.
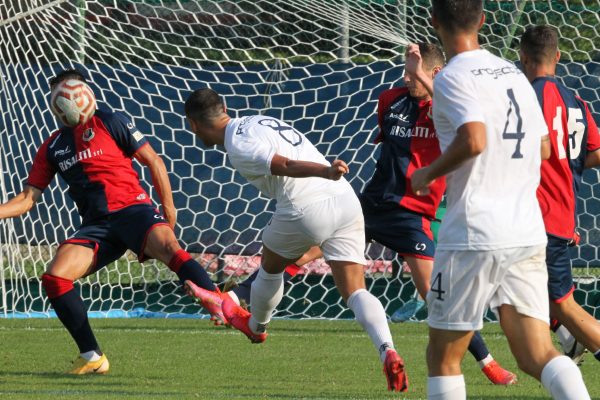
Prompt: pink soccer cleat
<box><xmin>221</xmin><ymin>296</ymin><xmax>267</xmax><ymax>344</ymax></box>
<box><xmin>383</xmin><ymin>349</ymin><xmax>409</xmax><ymax>392</ymax></box>
<box><xmin>184</xmin><ymin>280</ymin><xmax>228</xmax><ymax>326</ymax></box>
<box><xmin>481</xmin><ymin>360</ymin><xmax>517</xmax><ymax>385</ymax></box>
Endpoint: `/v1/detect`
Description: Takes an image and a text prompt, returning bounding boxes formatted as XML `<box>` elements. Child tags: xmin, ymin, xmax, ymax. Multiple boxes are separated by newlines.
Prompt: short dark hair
<box><xmin>49</xmin><ymin>69</ymin><xmax>87</xmax><ymax>88</ymax></box>
<box><xmin>432</xmin><ymin>0</ymin><xmax>483</xmax><ymax>33</ymax></box>
<box><xmin>519</xmin><ymin>25</ymin><xmax>559</xmax><ymax>65</ymax></box>
<box><xmin>184</xmin><ymin>88</ymin><xmax>225</xmax><ymax>123</ymax></box>
<box><xmin>417</xmin><ymin>43</ymin><xmax>446</xmax><ymax>69</ymax></box>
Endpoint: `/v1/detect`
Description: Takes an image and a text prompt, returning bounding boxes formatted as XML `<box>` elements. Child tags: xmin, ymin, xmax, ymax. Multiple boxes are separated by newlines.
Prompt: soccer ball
<box><xmin>50</xmin><ymin>79</ymin><xmax>97</xmax><ymax>127</ymax></box>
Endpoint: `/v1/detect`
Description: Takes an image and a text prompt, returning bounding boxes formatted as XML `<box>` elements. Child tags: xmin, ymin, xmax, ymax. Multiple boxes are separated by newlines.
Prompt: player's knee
<box><xmin>41</xmin><ymin>273</ymin><xmax>74</xmax><ymax>299</ymax></box>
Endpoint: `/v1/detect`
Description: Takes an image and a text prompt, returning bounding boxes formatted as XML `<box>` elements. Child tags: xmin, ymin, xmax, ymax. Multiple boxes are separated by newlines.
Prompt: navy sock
<box><xmin>468</xmin><ymin>331</ymin><xmax>490</xmax><ymax>362</ymax></box>
<box><xmin>50</xmin><ymin>289</ymin><xmax>100</xmax><ymax>354</ymax></box>
<box><xmin>169</xmin><ymin>249</ymin><xmax>216</xmax><ymax>291</ymax></box>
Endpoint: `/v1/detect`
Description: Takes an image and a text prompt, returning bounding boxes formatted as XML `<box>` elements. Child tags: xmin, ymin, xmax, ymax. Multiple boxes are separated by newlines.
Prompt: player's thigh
<box><xmin>261</xmin><ymin>244</ymin><xmax>298</xmax><ymax>274</ymax></box>
<box><xmin>426</xmin><ymin>249</ymin><xmax>500</xmax><ymax>332</ymax></box>
<box><xmin>48</xmin><ymin>223</ymin><xmax>127</xmax><ymax>279</ymax></box>
<box><xmin>46</xmin><ymin>243</ymin><xmax>96</xmax><ymax>280</ymax></box>
<box><xmin>546</xmin><ymin>235</ymin><xmax>575</xmax><ymax>303</ymax></box>
<box><xmin>490</xmin><ymin>245</ymin><xmax>549</xmax><ymax>326</ymax></box>
<box><xmin>427</xmin><ymin>327</ymin><xmax>473</xmax><ymax>376</ymax></box>
<box><xmin>498</xmin><ymin>304</ymin><xmax>559</xmax><ymax>379</ymax></box>
<box><xmin>329</xmin><ymin>261</ymin><xmax>366</xmax><ymax>302</ymax></box>
<box><xmin>262</xmin><ymin>213</ymin><xmax>315</xmax><ymax>267</ymax></box>
<box><xmin>363</xmin><ymin>206</ymin><xmax>435</xmax><ymax>260</ymax></box>
<box><xmin>403</xmin><ymin>255</ymin><xmax>434</xmax><ymax>299</ymax></box>
<box><xmin>319</xmin><ymin>192</ymin><xmax>367</xmax><ymax>266</ymax></box>
<box><xmin>111</xmin><ymin>204</ymin><xmax>172</xmax><ymax>262</ymax></box>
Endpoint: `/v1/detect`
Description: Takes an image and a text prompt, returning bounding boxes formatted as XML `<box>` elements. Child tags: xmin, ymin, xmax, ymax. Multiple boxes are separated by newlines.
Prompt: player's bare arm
<box><xmin>584</xmin><ymin>148</ymin><xmax>600</xmax><ymax>168</ymax></box>
<box><xmin>541</xmin><ymin>134</ymin><xmax>551</xmax><ymax>160</ymax></box>
<box><xmin>0</xmin><ymin>185</ymin><xmax>42</xmax><ymax>219</ymax></box>
<box><xmin>411</xmin><ymin>122</ymin><xmax>486</xmax><ymax>195</ymax></box>
<box><xmin>405</xmin><ymin>44</ymin><xmax>434</xmax><ymax>98</ymax></box>
<box><xmin>270</xmin><ymin>153</ymin><xmax>349</xmax><ymax>180</ymax></box>
<box><xmin>134</xmin><ymin>144</ymin><xmax>177</xmax><ymax>229</ymax></box>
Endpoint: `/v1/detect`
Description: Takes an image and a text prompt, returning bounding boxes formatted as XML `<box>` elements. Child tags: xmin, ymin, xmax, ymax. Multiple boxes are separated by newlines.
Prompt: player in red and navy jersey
<box><xmin>0</xmin><ymin>69</ymin><xmax>224</xmax><ymax>374</ymax></box>
<box><xmin>520</xmin><ymin>25</ymin><xmax>600</xmax><ymax>365</ymax></box>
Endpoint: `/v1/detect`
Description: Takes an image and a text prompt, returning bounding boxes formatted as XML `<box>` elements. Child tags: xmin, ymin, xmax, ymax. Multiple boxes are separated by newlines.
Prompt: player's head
<box><xmin>431</xmin><ymin>0</ymin><xmax>484</xmax><ymax>35</ymax></box>
<box><xmin>185</xmin><ymin>88</ymin><xmax>228</xmax><ymax>146</ymax></box>
<box><xmin>403</xmin><ymin>43</ymin><xmax>445</xmax><ymax>100</ymax></box>
<box><xmin>519</xmin><ymin>25</ymin><xmax>560</xmax><ymax>79</ymax></box>
<box><xmin>49</xmin><ymin>69</ymin><xmax>87</xmax><ymax>90</ymax></box>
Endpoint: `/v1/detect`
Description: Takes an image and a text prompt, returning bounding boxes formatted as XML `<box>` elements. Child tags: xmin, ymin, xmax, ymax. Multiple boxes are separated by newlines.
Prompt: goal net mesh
<box><xmin>1</xmin><ymin>0</ymin><xmax>599</xmax><ymax>320</ymax></box>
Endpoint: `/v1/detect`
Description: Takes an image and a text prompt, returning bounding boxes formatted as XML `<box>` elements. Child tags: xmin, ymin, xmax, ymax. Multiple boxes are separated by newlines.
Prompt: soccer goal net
<box><xmin>1</xmin><ymin>0</ymin><xmax>599</xmax><ymax>320</ymax></box>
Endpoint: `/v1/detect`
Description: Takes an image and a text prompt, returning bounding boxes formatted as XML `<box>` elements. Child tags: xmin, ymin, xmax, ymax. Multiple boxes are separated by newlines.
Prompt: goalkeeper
<box><xmin>0</xmin><ymin>69</ymin><xmax>223</xmax><ymax>375</ymax></box>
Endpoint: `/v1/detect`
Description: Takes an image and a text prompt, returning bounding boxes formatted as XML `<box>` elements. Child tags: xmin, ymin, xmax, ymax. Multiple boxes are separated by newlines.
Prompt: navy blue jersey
<box><xmin>27</xmin><ymin>110</ymin><xmax>152</xmax><ymax>222</ymax></box>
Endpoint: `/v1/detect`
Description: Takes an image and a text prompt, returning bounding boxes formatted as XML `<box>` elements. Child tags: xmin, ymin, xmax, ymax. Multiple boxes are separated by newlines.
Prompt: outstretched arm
<box><xmin>134</xmin><ymin>144</ymin><xmax>176</xmax><ymax>229</ymax></box>
<box><xmin>0</xmin><ymin>186</ymin><xmax>42</xmax><ymax>219</ymax></box>
<box><xmin>270</xmin><ymin>154</ymin><xmax>349</xmax><ymax>180</ymax></box>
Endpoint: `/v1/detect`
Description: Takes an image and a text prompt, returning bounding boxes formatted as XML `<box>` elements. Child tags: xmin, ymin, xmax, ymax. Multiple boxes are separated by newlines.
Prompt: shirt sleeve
<box><xmin>101</xmin><ymin>111</ymin><xmax>148</xmax><ymax>157</ymax></box>
<box><xmin>26</xmin><ymin>139</ymin><xmax>57</xmax><ymax>191</ymax></box>
<box><xmin>434</xmin><ymin>71</ymin><xmax>486</xmax><ymax>131</ymax></box>
<box><xmin>583</xmin><ymin>102</ymin><xmax>600</xmax><ymax>152</ymax></box>
<box><xmin>227</xmin><ymin>133</ymin><xmax>275</xmax><ymax>176</ymax></box>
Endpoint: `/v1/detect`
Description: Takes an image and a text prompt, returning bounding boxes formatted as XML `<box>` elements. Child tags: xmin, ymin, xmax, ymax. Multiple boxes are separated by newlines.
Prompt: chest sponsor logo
<box><xmin>54</xmin><ymin>145</ymin><xmax>71</xmax><ymax>157</ymax></box>
<box><xmin>389</xmin><ymin>125</ymin><xmax>435</xmax><ymax>139</ymax></box>
<box><xmin>57</xmin><ymin>148</ymin><xmax>104</xmax><ymax>172</ymax></box>
<box><xmin>82</xmin><ymin>128</ymin><xmax>95</xmax><ymax>142</ymax></box>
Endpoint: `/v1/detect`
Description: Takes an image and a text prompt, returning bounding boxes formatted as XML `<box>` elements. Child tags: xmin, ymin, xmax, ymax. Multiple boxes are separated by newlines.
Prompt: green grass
<box><xmin>0</xmin><ymin>319</ymin><xmax>599</xmax><ymax>399</ymax></box>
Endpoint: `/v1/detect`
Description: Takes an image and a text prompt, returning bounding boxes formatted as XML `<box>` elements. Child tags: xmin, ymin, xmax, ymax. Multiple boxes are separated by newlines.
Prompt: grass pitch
<box><xmin>0</xmin><ymin>319</ymin><xmax>598</xmax><ymax>399</ymax></box>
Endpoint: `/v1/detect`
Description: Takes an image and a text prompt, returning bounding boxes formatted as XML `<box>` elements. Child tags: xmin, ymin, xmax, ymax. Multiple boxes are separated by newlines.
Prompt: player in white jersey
<box><xmin>409</xmin><ymin>1</ymin><xmax>591</xmax><ymax>399</ymax></box>
<box><xmin>183</xmin><ymin>88</ymin><xmax>408</xmax><ymax>392</ymax></box>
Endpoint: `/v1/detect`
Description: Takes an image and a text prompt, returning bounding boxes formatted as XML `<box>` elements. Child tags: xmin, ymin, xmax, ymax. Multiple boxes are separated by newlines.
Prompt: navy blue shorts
<box><xmin>61</xmin><ymin>204</ymin><xmax>170</xmax><ymax>271</ymax></box>
<box><xmin>546</xmin><ymin>234</ymin><xmax>575</xmax><ymax>302</ymax></box>
<box><xmin>361</xmin><ymin>202</ymin><xmax>435</xmax><ymax>260</ymax></box>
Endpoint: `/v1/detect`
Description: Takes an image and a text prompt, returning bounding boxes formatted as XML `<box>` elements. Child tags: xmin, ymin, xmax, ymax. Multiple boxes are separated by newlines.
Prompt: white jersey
<box><xmin>432</xmin><ymin>49</ymin><xmax>548</xmax><ymax>250</ymax></box>
<box><xmin>224</xmin><ymin>116</ymin><xmax>352</xmax><ymax>213</ymax></box>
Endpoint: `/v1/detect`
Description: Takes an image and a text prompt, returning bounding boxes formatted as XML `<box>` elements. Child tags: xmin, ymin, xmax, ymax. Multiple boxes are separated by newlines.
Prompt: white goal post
<box><xmin>0</xmin><ymin>0</ymin><xmax>599</xmax><ymax>320</ymax></box>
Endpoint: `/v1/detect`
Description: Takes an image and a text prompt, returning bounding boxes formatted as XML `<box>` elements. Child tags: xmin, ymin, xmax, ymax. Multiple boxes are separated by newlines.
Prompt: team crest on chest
<box><xmin>82</xmin><ymin>128</ymin><xmax>95</xmax><ymax>142</ymax></box>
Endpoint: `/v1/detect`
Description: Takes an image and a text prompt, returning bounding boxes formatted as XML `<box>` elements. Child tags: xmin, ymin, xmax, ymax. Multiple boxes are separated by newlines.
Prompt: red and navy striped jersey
<box><xmin>27</xmin><ymin>110</ymin><xmax>152</xmax><ymax>222</ymax></box>
<box><xmin>533</xmin><ymin>77</ymin><xmax>600</xmax><ymax>239</ymax></box>
<box><xmin>361</xmin><ymin>87</ymin><xmax>445</xmax><ymax>219</ymax></box>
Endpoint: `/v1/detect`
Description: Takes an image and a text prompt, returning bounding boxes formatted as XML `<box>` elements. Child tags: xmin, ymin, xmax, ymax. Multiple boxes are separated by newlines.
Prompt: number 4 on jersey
<box><xmin>502</xmin><ymin>88</ymin><xmax>525</xmax><ymax>159</ymax></box>
<box><xmin>431</xmin><ymin>272</ymin><xmax>445</xmax><ymax>301</ymax></box>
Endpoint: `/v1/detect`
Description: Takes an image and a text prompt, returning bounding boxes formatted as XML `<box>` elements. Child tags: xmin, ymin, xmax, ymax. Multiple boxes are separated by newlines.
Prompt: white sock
<box><xmin>80</xmin><ymin>350</ymin><xmax>101</xmax><ymax>362</ymax></box>
<box><xmin>541</xmin><ymin>355</ymin><xmax>590</xmax><ymax>400</ymax></box>
<box><xmin>478</xmin><ymin>354</ymin><xmax>493</xmax><ymax>369</ymax></box>
<box><xmin>248</xmin><ymin>268</ymin><xmax>284</xmax><ymax>333</ymax></box>
<box><xmin>226</xmin><ymin>290</ymin><xmax>240</xmax><ymax>306</ymax></box>
<box><xmin>556</xmin><ymin>325</ymin><xmax>575</xmax><ymax>351</ymax></box>
<box><xmin>427</xmin><ymin>375</ymin><xmax>466</xmax><ymax>400</ymax></box>
<box><xmin>346</xmin><ymin>288</ymin><xmax>394</xmax><ymax>363</ymax></box>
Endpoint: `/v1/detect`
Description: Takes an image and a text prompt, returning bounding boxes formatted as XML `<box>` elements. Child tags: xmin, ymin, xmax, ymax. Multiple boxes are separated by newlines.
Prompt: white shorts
<box><xmin>427</xmin><ymin>245</ymin><xmax>549</xmax><ymax>331</ymax></box>
<box><xmin>262</xmin><ymin>190</ymin><xmax>367</xmax><ymax>265</ymax></box>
